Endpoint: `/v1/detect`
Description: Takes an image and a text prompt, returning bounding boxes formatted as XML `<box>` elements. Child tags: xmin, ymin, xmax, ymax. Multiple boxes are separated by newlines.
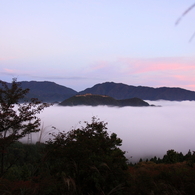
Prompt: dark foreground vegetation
<box><xmin>1</xmin><ymin>80</ymin><xmax>195</xmax><ymax>194</ymax></box>
<box><xmin>1</xmin><ymin>140</ymin><xmax>195</xmax><ymax>194</ymax></box>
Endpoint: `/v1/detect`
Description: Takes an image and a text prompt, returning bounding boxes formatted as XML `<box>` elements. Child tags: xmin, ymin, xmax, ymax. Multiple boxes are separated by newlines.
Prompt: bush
<box><xmin>45</xmin><ymin>117</ymin><xmax>129</xmax><ymax>195</ymax></box>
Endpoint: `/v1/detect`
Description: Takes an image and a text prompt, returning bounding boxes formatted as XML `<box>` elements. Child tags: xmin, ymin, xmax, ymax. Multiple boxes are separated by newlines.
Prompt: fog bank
<box><xmin>24</xmin><ymin>101</ymin><xmax>195</xmax><ymax>162</ymax></box>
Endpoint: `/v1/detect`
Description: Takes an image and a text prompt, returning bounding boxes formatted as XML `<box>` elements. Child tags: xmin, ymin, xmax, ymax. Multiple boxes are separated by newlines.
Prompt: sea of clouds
<box><xmin>23</xmin><ymin>100</ymin><xmax>195</xmax><ymax>162</ymax></box>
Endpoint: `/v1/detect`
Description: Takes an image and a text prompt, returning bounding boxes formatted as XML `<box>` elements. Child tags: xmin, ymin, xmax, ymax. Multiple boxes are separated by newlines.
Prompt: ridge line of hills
<box><xmin>59</xmin><ymin>94</ymin><xmax>151</xmax><ymax>107</ymax></box>
<box><xmin>1</xmin><ymin>80</ymin><xmax>195</xmax><ymax>103</ymax></box>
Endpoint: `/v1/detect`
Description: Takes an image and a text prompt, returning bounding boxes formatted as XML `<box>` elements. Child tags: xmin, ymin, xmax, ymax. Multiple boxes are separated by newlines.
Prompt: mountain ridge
<box><xmin>78</xmin><ymin>82</ymin><xmax>195</xmax><ymax>101</ymax></box>
<box><xmin>1</xmin><ymin>80</ymin><xmax>195</xmax><ymax>102</ymax></box>
<box><xmin>59</xmin><ymin>94</ymin><xmax>150</xmax><ymax>107</ymax></box>
<box><xmin>5</xmin><ymin>81</ymin><xmax>78</xmax><ymax>102</ymax></box>
<box><xmin>20</xmin><ymin>81</ymin><xmax>77</xmax><ymax>102</ymax></box>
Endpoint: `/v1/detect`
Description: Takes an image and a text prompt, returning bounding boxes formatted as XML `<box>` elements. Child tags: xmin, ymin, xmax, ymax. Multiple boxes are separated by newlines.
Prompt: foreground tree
<box><xmin>163</xmin><ymin>149</ymin><xmax>179</xmax><ymax>164</ymax></box>
<box><xmin>0</xmin><ymin>79</ymin><xmax>49</xmax><ymax>176</ymax></box>
<box><xmin>45</xmin><ymin>117</ymin><xmax>129</xmax><ymax>195</ymax></box>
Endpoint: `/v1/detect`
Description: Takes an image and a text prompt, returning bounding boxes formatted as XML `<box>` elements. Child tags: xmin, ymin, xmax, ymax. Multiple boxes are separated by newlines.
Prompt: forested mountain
<box><xmin>1</xmin><ymin>80</ymin><xmax>195</xmax><ymax>102</ymax></box>
<box><xmin>59</xmin><ymin>94</ymin><xmax>150</xmax><ymax>107</ymax></box>
<box><xmin>18</xmin><ymin>81</ymin><xmax>77</xmax><ymax>102</ymax></box>
<box><xmin>78</xmin><ymin>82</ymin><xmax>195</xmax><ymax>101</ymax></box>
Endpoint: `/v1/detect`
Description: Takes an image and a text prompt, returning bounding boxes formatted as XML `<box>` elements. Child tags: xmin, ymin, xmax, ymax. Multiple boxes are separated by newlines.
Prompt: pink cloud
<box><xmin>143</xmin><ymin>72</ymin><xmax>195</xmax><ymax>91</ymax></box>
<box><xmin>172</xmin><ymin>75</ymin><xmax>187</xmax><ymax>80</ymax></box>
<box><xmin>0</xmin><ymin>56</ymin><xmax>18</xmax><ymax>61</ymax></box>
<box><xmin>118</xmin><ymin>57</ymin><xmax>195</xmax><ymax>74</ymax></box>
<box><xmin>186</xmin><ymin>84</ymin><xmax>195</xmax><ymax>91</ymax></box>
<box><xmin>86</xmin><ymin>60</ymin><xmax>122</xmax><ymax>76</ymax></box>
<box><xmin>172</xmin><ymin>74</ymin><xmax>195</xmax><ymax>83</ymax></box>
<box><xmin>90</xmin><ymin>61</ymin><xmax>110</xmax><ymax>71</ymax></box>
<box><xmin>115</xmin><ymin>57</ymin><xmax>195</xmax><ymax>91</ymax></box>
<box><xmin>1</xmin><ymin>68</ymin><xmax>32</xmax><ymax>77</ymax></box>
<box><xmin>78</xmin><ymin>57</ymin><xmax>195</xmax><ymax>91</ymax></box>
<box><xmin>89</xmin><ymin>59</ymin><xmax>129</xmax><ymax>74</ymax></box>
<box><xmin>4</xmin><ymin>68</ymin><xmax>15</xmax><ymax>73</ymax></box>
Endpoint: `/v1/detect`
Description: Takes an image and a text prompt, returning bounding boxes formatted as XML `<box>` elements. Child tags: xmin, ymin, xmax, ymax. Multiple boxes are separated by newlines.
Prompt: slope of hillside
<box><xmin>2</xmin><ymin>80</ymin><xmax>195</xmax><ymax>102</ymax></box>
<box><xmin>19</xmin><ymin>81</ymin><xmax>77</xmax><ymax>102</ymax></box>
<box><xmin>59</xmin><ymin>94</ymin><xmax>150</xmax><ymax>107</ymax></box>
<box><xmin>78</xmin><ymin>82</ymin><xmax>195</xmax><ymax>101</ymax></box>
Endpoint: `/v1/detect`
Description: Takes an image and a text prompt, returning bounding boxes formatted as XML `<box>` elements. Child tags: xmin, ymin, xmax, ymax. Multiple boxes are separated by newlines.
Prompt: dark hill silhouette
<box><xmin>19</xmin><ymin>81</ymin><xmax>77</xmax><ymax>102</ymax></box>
<box><xmin>2</xmin><ymin>80</ymin><xmax>195</xmax><ymax>102</ymax></box>
<box><xmin>78</xmin><ymin>82</ymin><xmax>195</xmax><ymax>101</ymax></box>
<box><xmin>7</xmin><ymin>81</ymin><xmax>78</xmax><ymax>102</ymax></box>
<box><xmin>59</xmin><ymin>94</ymin><xmax>150</xmax><ymax>107</ymax></box>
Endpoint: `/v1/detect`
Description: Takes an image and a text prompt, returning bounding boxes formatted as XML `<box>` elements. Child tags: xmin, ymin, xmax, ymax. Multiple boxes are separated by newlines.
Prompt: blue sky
<box><xmin>0</xmin><ymin>0</ymin><xmax>195</xmax><ymax>91</ymax></box>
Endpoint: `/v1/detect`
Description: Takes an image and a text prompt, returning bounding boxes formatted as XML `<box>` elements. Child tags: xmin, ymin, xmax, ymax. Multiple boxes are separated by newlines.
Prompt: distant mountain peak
<box><xmin>2</xmin><ymin>80</ymin><xmax>195</xmax><ymax>102</ymax></box>
<box><xmin>18</xmin><ymin>81</ymin><xmax>77</xmax><ymax>103</ymax></box>
<box><xmin>78</xmin><ymin>82</ymin><xmax>195</xmax><ymax>101</ymax></box>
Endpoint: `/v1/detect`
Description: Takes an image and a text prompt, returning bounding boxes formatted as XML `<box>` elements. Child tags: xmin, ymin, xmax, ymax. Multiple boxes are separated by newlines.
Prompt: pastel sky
<box><xmin>0</xmin><ymin>0</ymin><xmax>195</xmax><ymax>91</ymax></box>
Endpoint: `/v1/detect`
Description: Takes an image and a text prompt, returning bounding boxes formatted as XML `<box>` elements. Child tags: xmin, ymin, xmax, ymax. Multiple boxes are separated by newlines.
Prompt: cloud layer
<box><xmin>22</xmin><ymin>100</ymin><xmax>195</xmax><ymax>162</ymax></box>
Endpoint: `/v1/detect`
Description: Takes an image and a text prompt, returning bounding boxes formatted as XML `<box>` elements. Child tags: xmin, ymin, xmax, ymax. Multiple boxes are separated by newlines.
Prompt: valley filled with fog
<box><xmin>25</xmin><ymin>100</ymin><xmax>195</xmax><ymax>162</ymax></box>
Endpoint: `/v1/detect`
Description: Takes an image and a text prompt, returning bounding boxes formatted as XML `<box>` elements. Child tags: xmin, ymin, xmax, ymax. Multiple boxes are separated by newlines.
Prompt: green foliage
<box><xmin>46</xmin><ymin>117</ymin><xmax>129</xmax><ymax>195</ymax></box>
<box><xmin>0</xmin><ymin>79</ymin><xmax>49</xmax><ymax>141</ymax></box>
<box><xmin>128</xmin><ymin>161</ymin><xmax>195</xmax><ymax>195</ymax></box>
<box><xmin>0</xmin><ymin>134</ymin><xmax>195</xmax><ymax>194</ymax></box>
<box><xmin>2</xmin><ymin>142</ymin><xmax>45</xmax><ymax>181</ymax></box>
<box><xmin>163</xmin><ymin>149</ymin><xmax>179</xmax><ymax>164</ymax></box>
<box><xmin>0</xmin><ymin>79</ymin><xmax>49</xmax><ymax>176</ymax></box>
<box><xmin>1</xmin><ymin>142</ymin><xmax>195</xmax><ymax>195</ymax></box>
<box><xmin>148</xmin><ymin>150</ymin><xmax>185</xmax><ymax>164</ymax></box>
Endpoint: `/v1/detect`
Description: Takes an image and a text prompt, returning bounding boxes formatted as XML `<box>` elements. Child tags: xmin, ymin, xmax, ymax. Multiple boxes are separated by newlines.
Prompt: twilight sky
<box><xmin>0</xmin><ymin>0</ymin><xmax>195</xmax><ymax>91</ymax></box>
